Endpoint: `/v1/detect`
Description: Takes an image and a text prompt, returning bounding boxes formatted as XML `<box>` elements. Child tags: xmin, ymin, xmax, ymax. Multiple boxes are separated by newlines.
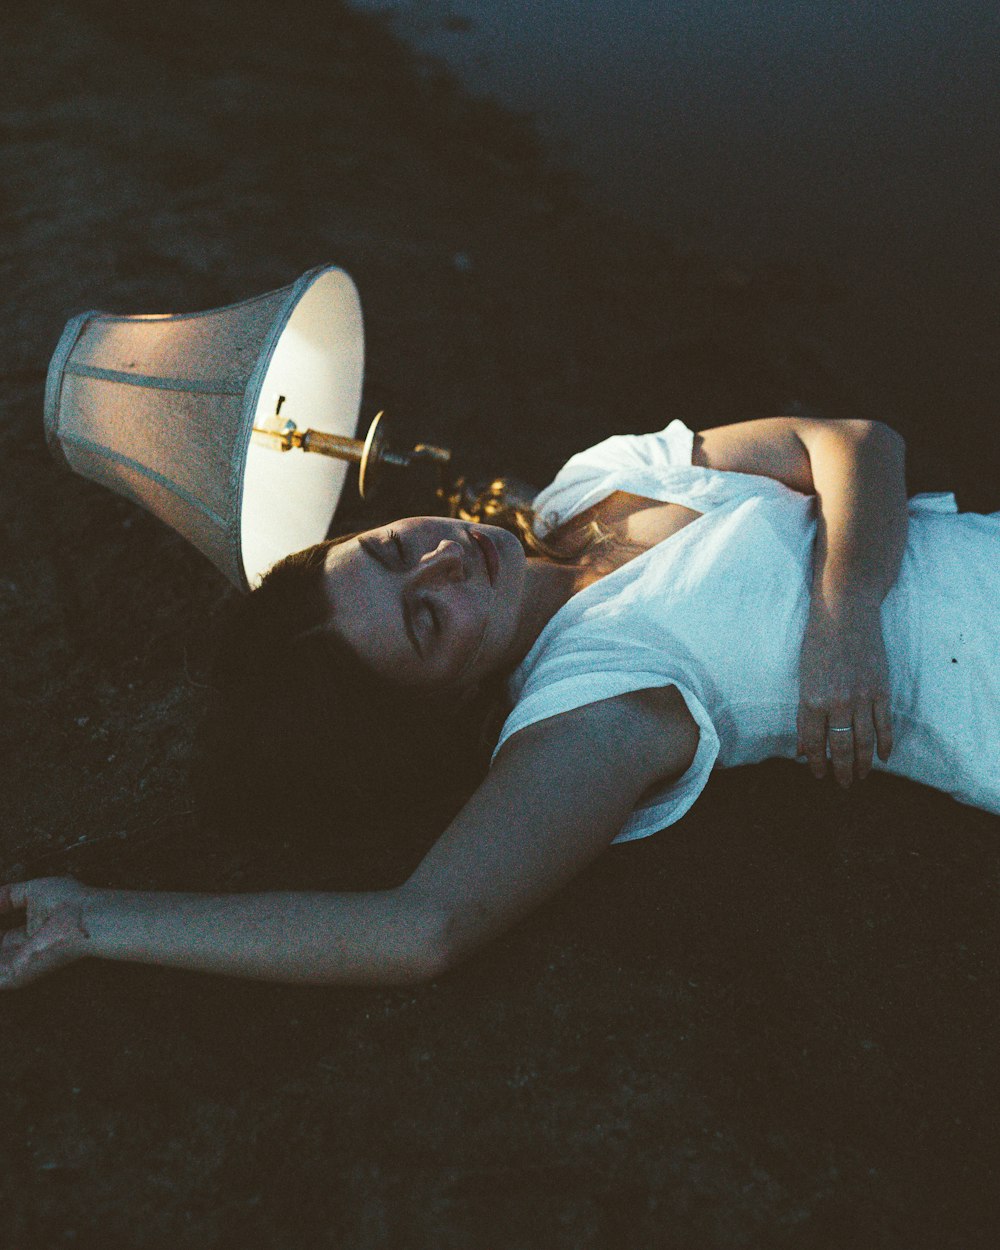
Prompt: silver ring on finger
<box><xmin>828</xmin><ymin>726</ymin><xmax>854</xmax><ymax>734</ymax></box>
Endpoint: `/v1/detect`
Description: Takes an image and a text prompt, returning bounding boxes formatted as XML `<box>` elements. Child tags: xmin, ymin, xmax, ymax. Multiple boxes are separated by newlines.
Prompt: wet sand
<box><xmin>1</xmin><ymin>2</ymin><xmax>997</xmax><ymax>1246</ymax></box>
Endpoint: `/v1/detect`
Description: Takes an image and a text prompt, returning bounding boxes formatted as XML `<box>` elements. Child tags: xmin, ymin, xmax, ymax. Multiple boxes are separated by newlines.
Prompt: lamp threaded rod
<box><xmin>299</xmin><ymin>429</ymin><xmax>364</xmax><ymax>462</ymax></box>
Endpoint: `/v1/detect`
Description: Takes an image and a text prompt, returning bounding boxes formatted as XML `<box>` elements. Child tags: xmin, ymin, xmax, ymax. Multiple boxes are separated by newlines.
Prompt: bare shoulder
<box><xmin>497</xmin><ymin>684</ymin><xmax>699</xmax><ymax>794</ymax></box>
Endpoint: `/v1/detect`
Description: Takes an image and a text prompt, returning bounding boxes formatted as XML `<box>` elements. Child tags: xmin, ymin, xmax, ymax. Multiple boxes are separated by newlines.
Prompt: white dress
<box><xmin>493</xmin><ymin>421</ymin><xmax>1000</xmax><ymax>843</ymax></box>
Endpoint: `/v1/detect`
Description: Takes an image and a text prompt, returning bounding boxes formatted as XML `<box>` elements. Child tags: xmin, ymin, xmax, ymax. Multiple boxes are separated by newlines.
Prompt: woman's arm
<box><xmin>0</xmin><ymin>687</ymin><xmax>699</xmax><ymax>988</ymax></box>
<box><xmin>694</xmin><ymin>417</ymin><xmax>908</xmax><ymax>786</ymax></box>
<box><xmin>0</xmin><ymin>876</ymin><xmax>449</xmax><ymax>988</ymax></box>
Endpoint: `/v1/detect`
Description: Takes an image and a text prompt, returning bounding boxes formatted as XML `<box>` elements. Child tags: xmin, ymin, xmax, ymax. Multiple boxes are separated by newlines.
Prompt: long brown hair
<box><xmin>198</xmin><ymin>531</ymin><xmax>508</xmax><ymax>871</ymax></box>
<box><xmin>196</xmin><ymin>503</ymin><xmax>614</xmax><ymax>874</ymax></box>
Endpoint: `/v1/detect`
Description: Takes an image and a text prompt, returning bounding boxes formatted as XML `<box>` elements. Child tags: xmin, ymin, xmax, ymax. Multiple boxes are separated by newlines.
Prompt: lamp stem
<box><xmin>250</xmin><ymin>423</ymin><xmax>364</xmax><ymax>460</ymax></box>
<box><xmin>250</xmin><ymin>410</ymin><xmax>453</xmax><ymax>500</ymax></box>
<box><xmin>298</xmin><ymin>429</ymin><xmax>364</xmax><ymax>461</ymax></box>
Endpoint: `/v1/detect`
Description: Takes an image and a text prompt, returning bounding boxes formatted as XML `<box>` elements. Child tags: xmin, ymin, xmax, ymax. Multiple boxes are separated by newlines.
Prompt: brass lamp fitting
<box><xmin>252</xmin><ymin>403</ymin><xmax>535</xmax><ymax>526</ymax></box>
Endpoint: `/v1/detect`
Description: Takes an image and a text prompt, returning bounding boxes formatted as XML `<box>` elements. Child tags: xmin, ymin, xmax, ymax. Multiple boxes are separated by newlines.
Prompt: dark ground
<box><xmin>1</xmin><ymin>3</ymin><xmax>998</xmax><ymax>1247</ymax></box>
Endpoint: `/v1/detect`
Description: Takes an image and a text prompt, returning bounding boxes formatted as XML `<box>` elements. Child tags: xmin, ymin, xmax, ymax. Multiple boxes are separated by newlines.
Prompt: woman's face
<box><xmin>321</xmin><ymin>517</ymin><xmax>527</xmax><ymax>691</ymax></box>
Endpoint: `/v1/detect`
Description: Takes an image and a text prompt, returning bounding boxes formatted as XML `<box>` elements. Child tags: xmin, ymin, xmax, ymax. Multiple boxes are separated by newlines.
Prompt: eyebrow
<box><xmin>358</xmin><ymin>536</ymin><xmax>421</xmax><ymax>655</ymax></box>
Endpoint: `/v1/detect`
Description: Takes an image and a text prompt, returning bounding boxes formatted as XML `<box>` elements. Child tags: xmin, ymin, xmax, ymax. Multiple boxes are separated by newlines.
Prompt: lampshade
<box><xmin>44</xmin><ymin>264</ymin><xmax>365</xmax><ymax>589</ymax></box>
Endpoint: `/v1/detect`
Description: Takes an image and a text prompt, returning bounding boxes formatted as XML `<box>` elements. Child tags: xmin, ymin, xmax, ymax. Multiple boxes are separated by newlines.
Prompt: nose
<box><xmin>409</xmin><ymin>538</ymin><xmax>465</xmax><ymax>588</ymax></box>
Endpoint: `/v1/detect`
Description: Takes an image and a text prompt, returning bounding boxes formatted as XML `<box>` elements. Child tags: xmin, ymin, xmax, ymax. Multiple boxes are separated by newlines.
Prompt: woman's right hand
<box><xmin>0</xmin><ymin>877</ymin><xmax>94</xmax><ymax>989</ymax></box>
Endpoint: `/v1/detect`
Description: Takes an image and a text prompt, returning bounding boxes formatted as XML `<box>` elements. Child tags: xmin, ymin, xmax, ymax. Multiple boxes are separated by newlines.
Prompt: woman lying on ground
<box><xmin>2</xmin><ymin>417</ymin><xmax>998</xmax><ymax>989</ymax></box>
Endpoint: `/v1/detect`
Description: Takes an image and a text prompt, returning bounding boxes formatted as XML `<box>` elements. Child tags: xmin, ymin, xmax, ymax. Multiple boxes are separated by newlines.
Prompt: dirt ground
<box><xmin>1</xmin><ymin>3</ymin><xmax>998</xmax><ymax>1247</ymax></box>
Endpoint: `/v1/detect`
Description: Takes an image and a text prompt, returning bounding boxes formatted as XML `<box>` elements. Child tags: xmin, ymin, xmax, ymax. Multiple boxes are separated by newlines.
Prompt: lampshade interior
<box><xmin>240</xmin><ymin>268</ymin><xmax>364</xmax><ymax>587</ymax></box>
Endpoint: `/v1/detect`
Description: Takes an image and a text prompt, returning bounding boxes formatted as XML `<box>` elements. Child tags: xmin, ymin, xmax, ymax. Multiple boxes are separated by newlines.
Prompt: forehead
<box><xmin>320</xmin><ymin>534</ymin><xmax>417</xmax><ymax>675</ymax></box>
<box><xmin>321</xmin><ymin>536</ymin><xmax>363</xmax><ymax>611</ymax></box>
<box><xmin>323</xmin><ymin>532</ymin><xmax>364</xmax><ymax>573</ymax></box>
<box><xmin>321</xmin><ymin>532</ymin><xmax>387</xmax><ymax>620</ymax></box>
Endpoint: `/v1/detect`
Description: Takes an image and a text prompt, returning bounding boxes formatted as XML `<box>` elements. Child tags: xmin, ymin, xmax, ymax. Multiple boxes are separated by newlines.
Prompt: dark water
<box><xmin>352</xmin><ymin>0</ymin><xmax>999</xmax><ymax>463</ymax></box>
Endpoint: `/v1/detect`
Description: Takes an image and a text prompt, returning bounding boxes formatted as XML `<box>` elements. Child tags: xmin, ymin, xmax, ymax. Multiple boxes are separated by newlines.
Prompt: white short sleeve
<box><xmin>493</xmin><ymin>672</ymin><xmax>721</xmax><ymax>845</ymax></box>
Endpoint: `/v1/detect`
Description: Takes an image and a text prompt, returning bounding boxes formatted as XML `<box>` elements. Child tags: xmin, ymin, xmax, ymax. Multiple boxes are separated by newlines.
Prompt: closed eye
<box><xmin>387</xmin><ymin>529</ymin><xmax>405</xmax><ymax>564</ymax></box>
<box><xmin>388</xmin><ymin>532</ymin><xmax>441</xmax><ymax>637</ymax></box>
<box><xmin>358</xmin><ymin>534</ymin><xmax>422</xmax><ymax>654</ymax></box>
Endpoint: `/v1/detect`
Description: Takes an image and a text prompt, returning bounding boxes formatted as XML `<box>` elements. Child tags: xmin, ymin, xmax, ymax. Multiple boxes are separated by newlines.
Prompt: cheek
<box><xmin>443</xmin><ymin>599</ymin><xmax>488</xmax><ymax>672</ymax></box>
<box><xmin>455</xmin><ymin>606</ymin><xmax>485</xmax><ymax>654</ymax></box>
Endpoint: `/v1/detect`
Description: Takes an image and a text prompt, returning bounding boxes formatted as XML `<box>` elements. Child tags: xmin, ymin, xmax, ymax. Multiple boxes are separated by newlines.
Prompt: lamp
<box><xmin>45</xmin><ymin>264</ymin><xmax>533</xmax><ymax>589</ymax></box>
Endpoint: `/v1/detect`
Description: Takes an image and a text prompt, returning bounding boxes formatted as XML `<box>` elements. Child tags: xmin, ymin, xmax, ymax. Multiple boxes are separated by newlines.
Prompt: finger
<box><xmin>827</xmin><ymin>711</ymin><xmax>856</xmax><ymax>788</ymax></box>
<box><xmin>0</xmin><ymin>943</ymin><xmax>31</xmax><ymax>990</ymax></box>
<box><xmin>0</xmin><ymin>945</ymin><xmax>46</xmax><ymax>991</ymax></box>
<box><xmin>873</xmin><ymin>694</ymin><xmax>893</xmax><ymax>761</ymax></box>
<box><xmin>798</xmin><ymin>706</ymin><xmax>828</xmax><ymax>778</ymax></box>
<box><xmin>852</xmin><ymin>707</ymin><xmax>876</xmax><ymax>780</ymax></box>
<box><xmin>0</xmin><ymin>918</ymin><xmax>78</xmax><ymax>991</ymax></box>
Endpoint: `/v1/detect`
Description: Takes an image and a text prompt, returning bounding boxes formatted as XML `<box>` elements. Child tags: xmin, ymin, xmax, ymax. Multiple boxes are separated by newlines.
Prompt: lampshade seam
<box><xmin>59</xmin><ymin>432</ymin><xmax>228</xmax><ymax>528</ymax></box>
<box><xmin>64</xmin><ymin>363</ymin><xmax>245</xmax><ymax>396</ymax></box>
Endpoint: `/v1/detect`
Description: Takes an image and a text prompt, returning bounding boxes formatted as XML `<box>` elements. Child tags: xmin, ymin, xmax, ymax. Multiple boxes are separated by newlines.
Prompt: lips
<box><xmin>470</xmin><ymin>529</ymin><xmax>499</xmax><ymax>585</ymax></box>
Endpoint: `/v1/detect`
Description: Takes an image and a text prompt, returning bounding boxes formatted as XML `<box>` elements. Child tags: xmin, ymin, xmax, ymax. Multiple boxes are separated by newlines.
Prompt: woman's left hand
<box><xmin>0</xmin><ymin>877</ymin><xmax>94</xmax><ymax>989</ymax></box>
<box><xmin>797</xmin><ymin>598</ymin><xmax>894</xmax><ymax>787</ymax></box>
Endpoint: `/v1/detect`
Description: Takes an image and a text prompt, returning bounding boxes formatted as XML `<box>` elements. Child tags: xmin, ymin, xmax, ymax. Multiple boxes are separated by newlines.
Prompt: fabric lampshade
<box><xmin>44</xmin><ymin>264</ymin><xmax>364</xmax><ymax>589</ymax></box>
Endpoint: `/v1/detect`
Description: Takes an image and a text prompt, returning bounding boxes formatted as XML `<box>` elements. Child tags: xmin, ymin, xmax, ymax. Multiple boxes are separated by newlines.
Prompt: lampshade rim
<box><xmin>44</xmin><ymin>310</ymin><xmax>94</xmax><ymax>471</ymax></box>
<box><xmin>65</xmin><ymin>281</ymin><xmax>318</xmax><ymax>327</ymax></box>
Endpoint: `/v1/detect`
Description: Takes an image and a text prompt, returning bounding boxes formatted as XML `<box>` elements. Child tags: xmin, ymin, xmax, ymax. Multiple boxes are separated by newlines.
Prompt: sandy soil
<box><xmin>1</xmin><ymin>2</ymin><xmax>997</xmax><ymax>1246</ymax></box>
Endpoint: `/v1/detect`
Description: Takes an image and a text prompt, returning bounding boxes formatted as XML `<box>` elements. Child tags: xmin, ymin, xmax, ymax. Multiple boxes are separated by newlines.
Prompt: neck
<box><xmin>507</xmin><ymin>555</ymin><xmax>581</xmax><ymax>670</ymax></box>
